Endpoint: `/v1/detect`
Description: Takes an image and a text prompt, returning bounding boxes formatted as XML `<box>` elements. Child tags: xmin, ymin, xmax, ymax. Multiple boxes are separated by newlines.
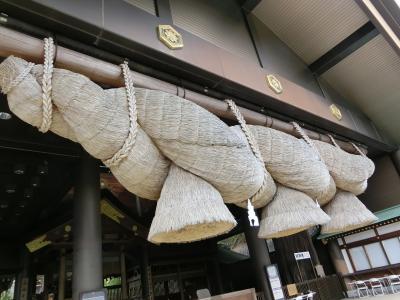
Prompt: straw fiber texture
<box><xmin>315</xmin><ymin>176</ymin><xmax>337</xmax><ymax>206</ymax></box>
<box><xmin>0</xmin><ymin>56</ymin><xmax>264</xmax><ymax>202</ymax></box>
<box><xmin>0</xmin><ymin>56</ymin><xmax>170</xmax><ymax>200</ymax></box>
<box><xmin>321</xmin><ymin>190</ymin><xmax>377</xmax><ymax>234</ymax></box>
<box><xmin>133</xmin><ymin>89</ymin><xmax>264</xmax><ymax>202</ymax></box>
<box><xmin>258</xmin><ymin>185</ymin><xmax>331</xmax><ymax>239</ymax></box>
<box><xmin>41</xmin><ymin>67</ymin><xmax>170</xmax><ymax>200</ymax></box>
<box><xmin>148</xmin><ymin>164</ymin><xmax>237</xmax><ymax>243</ymax></box>
<box><xmin>248</xmin><ymin>125</ymin><xmax>332</xmax><ymax>199</ymax></box>
<box><xmin>0</xmin><ymin>56</ymin><xmax>76</xmax><ymax>141</ymax></box>
<box><xmin>314</xmin><ymin>140</ymin><xmax>375</xmax><ymax>195</ymax></box>
<box><xmin>230</xmin><ymin>126</ymin><xmax>276</xmax><ymax>208</ymax></box>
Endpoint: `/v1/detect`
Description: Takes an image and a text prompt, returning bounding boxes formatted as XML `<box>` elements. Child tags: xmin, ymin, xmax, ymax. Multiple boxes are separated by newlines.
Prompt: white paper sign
<box><xmin>266</xmin><ymin>265</ymin><xmax>284</xmax><ymax>300</ymax></box>
<box><xmin>81</xmin><ymin>290</ymin><xmax>106</xmax><ymax>300</ymax></box>
<box><xmin>294</xmin><ymin>251</ymin><xmax>311</xmax><ymax>260</ymax></box>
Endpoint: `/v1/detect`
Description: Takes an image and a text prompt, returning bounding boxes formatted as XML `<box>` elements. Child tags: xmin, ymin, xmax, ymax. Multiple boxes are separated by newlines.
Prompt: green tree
<box><xmin>0</xmin><ymin>289</ymin><xmax>13</xmax><ymax>300</ymax></box>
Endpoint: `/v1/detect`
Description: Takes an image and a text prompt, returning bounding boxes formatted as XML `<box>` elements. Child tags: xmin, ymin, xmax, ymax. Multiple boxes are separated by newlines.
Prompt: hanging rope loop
<box><xmin>350</xmin><ymin>142</ymin><xmax>366</xmax><ymax>157</ymax></box>
<box><xmin>103</xmin><ymin>61</ymin><xmax>139</xmax><ymax>167</ymax></box>
<box><xmin>225</xmin><ymin>99</ymin><xmax>263</xmax><ymax>163</ymax></box>
<box><xmin>291</xmin><ymin>121</ymin><xmax>324</xmax><ymax>164</ymax></box>
<box><xmin>327</xmin><ymin>134</ymin><xmax>340</xmax><ymax>148</ymax></box>
<box><xmin>39</xmin><ymin>37</ymin><xmax>55</xmax><ymax>133</ymax></box>
<box><xmin>225</xmin><ymin>99</ymin><xmax>269</xmax><ymax>221</ymax></box>
<box><xmin>328</xmin><ymin>133</ymin><xmax>366</xmax><ymax>157</ymax></box>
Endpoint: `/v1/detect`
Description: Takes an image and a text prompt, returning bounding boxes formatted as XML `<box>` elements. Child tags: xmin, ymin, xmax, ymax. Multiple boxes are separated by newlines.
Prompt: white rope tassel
<box><xmin>225</xmin><ymin>99</ymin><xmax>264</xmax><ymax>226</ymax></box>
<box><xmin>104</xmin><ymin>61</ymin><xmax>139</xmax><ymax>167</ymax></box>
<box><xmin>39</xmin><ymin>37</ymin><xmax>55</xmax><ymax>133</ymax></box>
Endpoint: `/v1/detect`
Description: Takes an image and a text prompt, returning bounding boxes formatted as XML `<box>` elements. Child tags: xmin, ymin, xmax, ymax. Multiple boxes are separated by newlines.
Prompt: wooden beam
<box><xmin>0</xmin><ymin>25</ymin><xmax>371</xmax><ymax>154</ymax></box>
<box><xmin>309</xmin><ymin>22</ymin><xmax>379</xmax><ymax>75</ymax></box>
<box><xmin>356</xmin><ymin>0</ymin><xmax>400</xmax><ymax>57</ymax></box>
<box><xmin>100</xmin><ymin>199</ymin><xmax>148</xmax><ymax>239</ymax></box>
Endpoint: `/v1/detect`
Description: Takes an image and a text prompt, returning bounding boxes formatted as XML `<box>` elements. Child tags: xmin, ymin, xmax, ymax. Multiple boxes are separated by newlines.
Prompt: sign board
<box><xmin>266</xmin><ymin>239</ymin><xmax>275</xmax><ymax>253</ymax></box>
<box><xmin>80</xmin><ymin>290</ymin><xmax>106</xmax><ymax>300</ymax></box>
<box><xmin>286</xmin><ymin>284</ymin><xmax>298</xmax><ymax>296</ymax></box>
<box><xmin>265</xmin><ymin>265</ymin><xmax>284</xmax><ymax>300</ymax></box>
<box><xmin>315</xmin><ymin>264</ymin><xmax>326</xmax><ymax>277</ymax></box>
<box><xmin>294</xmin><ymin>251</ymin><xmax>311</xmax><ymax>261</ymax></box>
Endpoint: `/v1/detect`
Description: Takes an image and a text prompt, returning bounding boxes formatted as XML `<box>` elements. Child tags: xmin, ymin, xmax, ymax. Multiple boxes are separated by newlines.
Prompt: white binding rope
<box><xmin>1</xmin><ymin>60</ymin><xmax>34</xmax><ymax>95</ymax></box>
<box><xmin>103</xmin><ymin>61</ymin><xmax>139</xmax><ymax>167</ymax></box>
<box><xmin>291</xmin><ymin>121</ymin><xmax>323</xmax><ymax>207</ymax></box>
<box><xmin>225</xmin><ymin>99</ymin><xmax>268</xmax><ymax>226</ymax></box>
<box><xmin>39</xmin><ymin>37</ymin><xmax>55</xmax><ymax>133</ymax></box>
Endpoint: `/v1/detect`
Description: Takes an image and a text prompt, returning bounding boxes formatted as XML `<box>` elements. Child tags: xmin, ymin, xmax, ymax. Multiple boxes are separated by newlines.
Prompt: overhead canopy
<box><xmin>252</xmin><ymin>0</ymin><xmax>400</xmax><ymax>145</ymax></box>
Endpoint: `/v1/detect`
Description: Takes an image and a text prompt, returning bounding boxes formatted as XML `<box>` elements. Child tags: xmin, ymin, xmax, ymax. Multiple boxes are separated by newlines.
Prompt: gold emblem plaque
<box><xmin>330</xmin><ymin>104</ymin><xmax>342</xmax><ymax>120</ymax></box>
<box><xmin>157</xmin><ymin>25</ymin><xmax>183</xmax><ymax>49</ymax></box>
<box><xmin>26</xmin><ymin>235</ymin><xmax>52</xmax><ymax>252</ymax></box>
<box><xmin>266</xmin><ymin>74</ymin><xmax>283</xmax><ymax>94</ymax></box>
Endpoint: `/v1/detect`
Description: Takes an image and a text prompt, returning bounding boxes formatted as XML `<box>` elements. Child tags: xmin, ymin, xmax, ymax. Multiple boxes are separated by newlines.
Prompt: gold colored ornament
<box><xmin>330</xmin><ymin>104</ymin><xmax>342</xmax><ymax>120</ymax></box>
<box><xmin>157</xmin><ymin>25</ymin><xmax>183</xmax><ymax>49</ymax></box>
<box><xmin>266</xmin><ymin>74</ymin><xmax>283</xmax><ymax>94</ymax></box>
<box><xmin>100</xmin><ymin>199</ymin><xmax>124</xmax><ymax>224</ymax></box>
<box><xmin>26</xmin><ymin>235</ymin><xmax>51</xmax><ymax>252</ymax></box>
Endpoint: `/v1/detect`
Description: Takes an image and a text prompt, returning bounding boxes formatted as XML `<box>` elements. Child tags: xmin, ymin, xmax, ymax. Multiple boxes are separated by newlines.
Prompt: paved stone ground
<box><xmin>343</xmin><ymin>294</ymin><xmax>400</xmax><ymax>299</ymax></box>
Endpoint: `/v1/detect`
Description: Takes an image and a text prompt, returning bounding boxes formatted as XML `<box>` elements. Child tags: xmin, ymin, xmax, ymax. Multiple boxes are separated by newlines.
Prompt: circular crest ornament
<box><xmin>329</xmin><ymin>104</ymin><xmax>342</xmax><ymax>120</ymax></box>
<box><xmin>157</xmin><ymin>25</ymin><xmax>184</xmax><ymax>50</ymax></box>
<box><xmin>266</xmin><ymin>74</ymin><xmax>283</xmax><ymax>94</ymax></box>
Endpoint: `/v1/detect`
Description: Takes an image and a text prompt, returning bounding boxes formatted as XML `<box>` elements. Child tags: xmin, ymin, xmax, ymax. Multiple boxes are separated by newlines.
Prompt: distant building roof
<box><xmin>317</xmin><ymin>204</ymin><xmax>400</xmax><ymax>240</ymax></box>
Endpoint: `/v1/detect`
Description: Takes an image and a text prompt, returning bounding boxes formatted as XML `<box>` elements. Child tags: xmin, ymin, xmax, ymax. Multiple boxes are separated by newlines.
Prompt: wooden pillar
<box><xmin>177</xmin><ymin>264</ymin><xmax>184</xmax><ymax>300</ymax></box>
<box><xmin>120</xmin><ymin>249</ymin><xmax>128</xmax><ymax>300</ymax></box>
<box><xmin>241</xmin><ymin>211</ymin><xmax>273</xmax><ymax>300</ymax></box>
<box><xmin>15</xmin><ymin>248</ymin><xmax>30</xmax><ymax>300</ymax></box>
<box><xmin>58</xmin><ymin>249</ymin><xmax>66</xmax><ymax>300</ymax></box>
<box><xmin>72</xmin><ymin>152</ymin><xmax>102</xmax><ymax>300</ymax></box>
<box><xmin>328</xmin><ymin>240</ymin><xmax>350</xmax><ymax>275</ymax></box>
<box><xmin>213</xmin><ymin>257</ymin><xmax>223</xmax><ymax>294</ymax></box>
<box><xmin>140</xmin><ymin>244</ymin><xmax>153</xmax><ymax>300</ymax></box>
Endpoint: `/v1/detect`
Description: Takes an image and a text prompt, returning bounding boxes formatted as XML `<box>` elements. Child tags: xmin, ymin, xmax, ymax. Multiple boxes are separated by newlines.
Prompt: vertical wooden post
<box><xmin>72</xmin><ymin>152</ymin><xmax>102</xmax><ymax>300</ymax></box>
<box><xmin>140</xmin><ymin>244</ymin><xmax>153</xmax><ymax>300</ymax></box>
<box><xmin>328</xmin><ymin>240</ymin><xmax>351</xmax><ymax>274</ymax></box>
<box><xmin>177</xmin><ymin>264</ymin><xmax>184</xmax><ymax>300</ymax></box>
<box><xmin>241</xmin><ymin>211</ymin><xmax>273</xmax><ymax>300</ymax></box>
<box><xmin>120</xmin><ymin>249</ymin><xmax>128</xmax><ymax>299</ymax></box>
<box><xmin>213</xmin><ymin>257</ymin><xmax>223</xmax><ymax>294</ymax></box>
<box><xmin>58</xmin><ymin>249</ymin><xmax>66</xmax><ymax>300</ymax></box>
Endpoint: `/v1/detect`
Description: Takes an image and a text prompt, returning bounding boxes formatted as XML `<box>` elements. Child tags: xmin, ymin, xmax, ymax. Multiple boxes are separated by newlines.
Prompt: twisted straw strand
<box><xmin>350</xmin><ymin>142</ymin><xmax>366</xmax><ymax>157</ymax></box>
<box><xmin>327</xmin><ymin>134</ymin><xmax>340</xmax><ymax>148</ymax></box>
<box><xmin>39</xmin><ymin>37</ymin><xmax>55</xmax><ymax>133</ymax></box>
<box><xmin>291</xmin><ymin>121</ymin><xmax>324</xmax><ymax>164</ymax></box>
<box><xmin>1</xmin><ymin>61</ymin><xmax>35</xmax><ymax>94</ymax></box>
<box><xmin>103</xmin><ymin>61</ymin><xmax>139</xmax><ymax>167</ymax></box>
<box><xmin>225</xmin><ymin>99</ymin><xmax>269</xmax><ymax>203</ymax></box>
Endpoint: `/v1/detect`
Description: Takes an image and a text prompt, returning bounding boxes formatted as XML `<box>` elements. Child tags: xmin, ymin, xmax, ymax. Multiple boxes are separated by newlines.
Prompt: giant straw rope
<box><xmin>0</xmin><ymin>37</ymin><xmax>377</xmax><ymax>241</ymax></box>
